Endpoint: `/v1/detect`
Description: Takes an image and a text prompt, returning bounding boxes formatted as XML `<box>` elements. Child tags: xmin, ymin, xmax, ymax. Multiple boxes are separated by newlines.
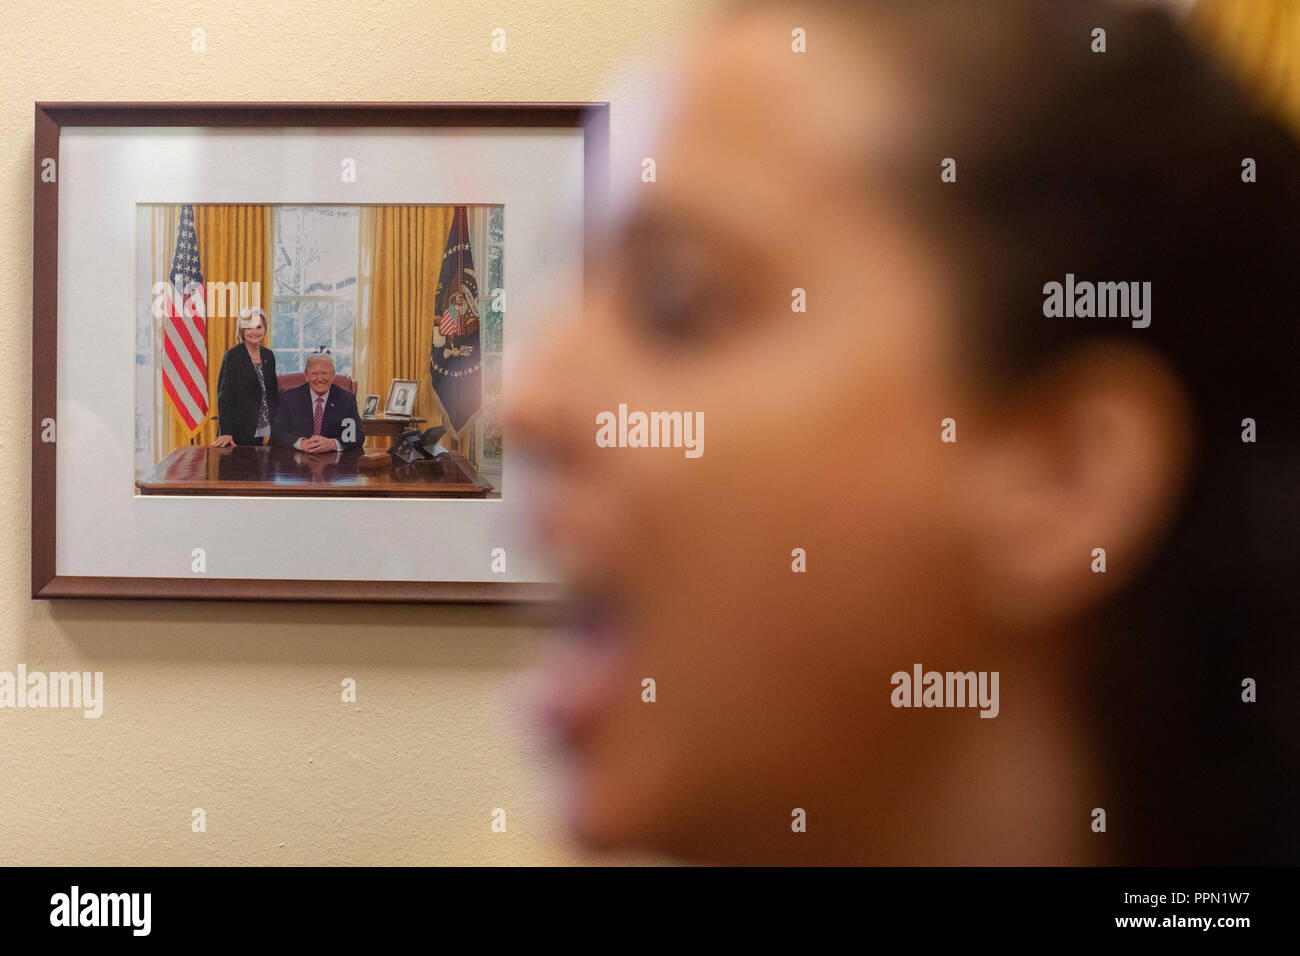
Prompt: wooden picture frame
<box><xmin>384</xmin><ymin>378</ymin><xmax>419</xmax><ymax>418</ymax></box>
<box><xmin>32</xmin><ymin>101</ymin><xmax>607</xmax><ymax>602</ymax></box>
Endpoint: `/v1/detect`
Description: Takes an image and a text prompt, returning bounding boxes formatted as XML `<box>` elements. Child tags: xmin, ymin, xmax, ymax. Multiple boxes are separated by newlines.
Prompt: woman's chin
<box><xmin>560</xmin><ymin>757</ymin><xmax>658</xmax><ymax>855</ymax></box>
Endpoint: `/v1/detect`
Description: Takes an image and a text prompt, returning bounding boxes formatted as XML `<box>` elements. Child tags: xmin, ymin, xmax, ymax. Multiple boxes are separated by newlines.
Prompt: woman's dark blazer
<box><xmin>216</xmin><ymin>344</ymin><xmax>279</xmax><ymax>445</ymax></box>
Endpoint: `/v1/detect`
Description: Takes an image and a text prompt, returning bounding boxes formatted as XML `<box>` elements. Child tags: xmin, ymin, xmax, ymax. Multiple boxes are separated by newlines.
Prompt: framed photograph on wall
<box><xmin>31</xmin><ymin>101</ymin><xmax>607</xmax><ymax>602</ymax></box>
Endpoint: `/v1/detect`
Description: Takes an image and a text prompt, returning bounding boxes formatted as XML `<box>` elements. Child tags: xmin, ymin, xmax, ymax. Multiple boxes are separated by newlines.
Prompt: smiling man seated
<box><xmin>271</xmin><ymin>351</ymin><xmax>365</xmax><ymax>453</ymax></box>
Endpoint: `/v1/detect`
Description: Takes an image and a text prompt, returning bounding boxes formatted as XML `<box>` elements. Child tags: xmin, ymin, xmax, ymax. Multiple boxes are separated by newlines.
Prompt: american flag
<box><xmin>161</xmin><ymin>205</ymin><xmax>208</xmax><ymax>434</ymax></box>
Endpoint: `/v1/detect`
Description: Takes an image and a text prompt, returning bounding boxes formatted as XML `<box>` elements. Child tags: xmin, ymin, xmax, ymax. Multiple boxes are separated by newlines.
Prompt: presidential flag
<box><xmin>161</xmin><ymin>205</ymin><xmax>208</xmax><ymax>435</ymax></box>
<box><xmin>429</xmin><ymin>206</ymin><xmax>482</xmax><ymax>435</ymax></box>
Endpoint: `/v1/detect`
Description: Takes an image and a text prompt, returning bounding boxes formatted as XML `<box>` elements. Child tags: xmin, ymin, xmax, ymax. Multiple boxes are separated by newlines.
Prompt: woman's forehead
<box><xmin>658</xmin><ymin>9</ymin><xmax>918</xmax><ymax>210</ymax></box>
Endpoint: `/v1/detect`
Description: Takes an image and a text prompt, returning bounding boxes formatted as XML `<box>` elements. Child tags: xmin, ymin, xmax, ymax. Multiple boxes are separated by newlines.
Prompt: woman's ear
<box><xmin>960</xmin><ymin>343</ymin><xmax>1195</xmax><ymax>634</ymax></box>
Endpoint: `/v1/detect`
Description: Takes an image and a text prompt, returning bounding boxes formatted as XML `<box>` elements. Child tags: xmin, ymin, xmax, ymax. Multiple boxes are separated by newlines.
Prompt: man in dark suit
<box><xmin>271</xmin><ymin>352</ymin><xmax>366</xmax><ymax>452</ymax></box>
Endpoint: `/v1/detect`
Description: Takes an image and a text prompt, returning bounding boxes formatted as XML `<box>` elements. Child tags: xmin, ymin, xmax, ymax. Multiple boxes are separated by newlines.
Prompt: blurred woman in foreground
<box><xmin>508</xmin><ymin>0</ymin><xmax>1300</xmax><ymax>864</ymax></box>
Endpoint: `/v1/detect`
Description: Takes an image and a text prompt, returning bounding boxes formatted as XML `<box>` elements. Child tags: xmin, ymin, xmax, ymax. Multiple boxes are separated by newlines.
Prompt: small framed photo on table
<box><xmin>31</xmin><ymin>101</ymin><xmax>608</xmax><ymax>602</ymax></box>
<box><xmin>384</xmin><ymin>379</ymin><xmax>418</xmax><ymax>418</ymax></box>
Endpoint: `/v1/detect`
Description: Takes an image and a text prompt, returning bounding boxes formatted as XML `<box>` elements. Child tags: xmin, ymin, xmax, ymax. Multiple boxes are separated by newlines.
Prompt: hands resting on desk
<box><xmin>295</xmin><ymin>435</ymin><xmax>341</xmax><ymax>454</ymax></box>
<box><xmin>211</xmin><ymin>435</ymin><xmax>340</xmax><ymax>454</ymax></box>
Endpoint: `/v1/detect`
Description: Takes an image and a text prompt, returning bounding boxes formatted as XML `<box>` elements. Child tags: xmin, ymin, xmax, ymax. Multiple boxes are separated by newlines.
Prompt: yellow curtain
<box><xmin>1192</xmin><ymin>0</ymin><xmax>1300</xmax><ymax>139</ymax></box>
<box><xmin>157</xmin><ymin>204</ymin><xmax>272</xmax><ymax>455</ymax></box>
<box><xmin>358</xmin><ymin>205</ymin><xmax>479</xmax><ymax>461</ymax></box>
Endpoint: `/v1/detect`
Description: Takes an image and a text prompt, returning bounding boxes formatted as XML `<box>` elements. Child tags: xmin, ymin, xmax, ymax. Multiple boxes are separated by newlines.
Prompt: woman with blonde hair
<box><xmin>212</xmin><ymin>306</ymin><xmax>279</xmax><ymax>447</ymax></box>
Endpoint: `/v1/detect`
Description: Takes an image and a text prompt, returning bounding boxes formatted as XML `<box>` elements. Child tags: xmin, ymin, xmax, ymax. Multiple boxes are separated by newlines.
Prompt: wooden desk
<box><xmin>361</xmin><ymin>417</ymin><xmax>426</xmax><ymax>438</ymax></box>
<box><xmin>136</xmin><ymin>445</ymin><xmax>493</xmax><ymax>498</ymax></box>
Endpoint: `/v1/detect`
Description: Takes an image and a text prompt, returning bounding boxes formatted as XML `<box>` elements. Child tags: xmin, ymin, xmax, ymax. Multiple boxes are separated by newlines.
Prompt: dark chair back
<box><xmin>277</xmin><ymin>372</ymin><xmax>357</xmax><ymax>394</ymax></box>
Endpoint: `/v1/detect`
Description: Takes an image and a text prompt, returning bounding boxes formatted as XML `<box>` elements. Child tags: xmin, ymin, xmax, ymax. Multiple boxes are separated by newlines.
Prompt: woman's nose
<box><xmin>504</xmin><ymin>330</ymin><xmax>579</xmax><ymax>463</ymax></box>
<box><xmin>506</xmin><ymin>262</ymin><xmax>623</xmax><ymax>465</ymax></box>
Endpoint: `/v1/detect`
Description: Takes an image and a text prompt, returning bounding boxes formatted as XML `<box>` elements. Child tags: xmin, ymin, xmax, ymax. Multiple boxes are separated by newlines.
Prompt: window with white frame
<box><xmin>477</xmin><ymin>206</ymin><xmax>505</xmax><ymax>480</ymax></box>
<box><xmin>272</xmin><ymin>206</ymin><xmax>359</xmax><ymax>375</ymax></box>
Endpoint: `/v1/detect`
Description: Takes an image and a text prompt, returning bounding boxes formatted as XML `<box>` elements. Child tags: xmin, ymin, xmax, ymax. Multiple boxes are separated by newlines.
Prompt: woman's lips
<box><xmin>536</xmin><ymin>602</ymin><xmax>627</xmax><ymax>747</ymax></box>
<box><xmin>527</xmin><ymin>476</ymin><xmax>634</xmax><ymax>747</ymax></box>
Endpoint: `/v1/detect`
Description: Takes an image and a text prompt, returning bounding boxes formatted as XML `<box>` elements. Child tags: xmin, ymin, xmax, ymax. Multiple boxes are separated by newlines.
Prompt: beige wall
<box><xmin>0</xmin><ymin>0</ymin><xmax>708</xmax><ymax>866</ymax></box>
